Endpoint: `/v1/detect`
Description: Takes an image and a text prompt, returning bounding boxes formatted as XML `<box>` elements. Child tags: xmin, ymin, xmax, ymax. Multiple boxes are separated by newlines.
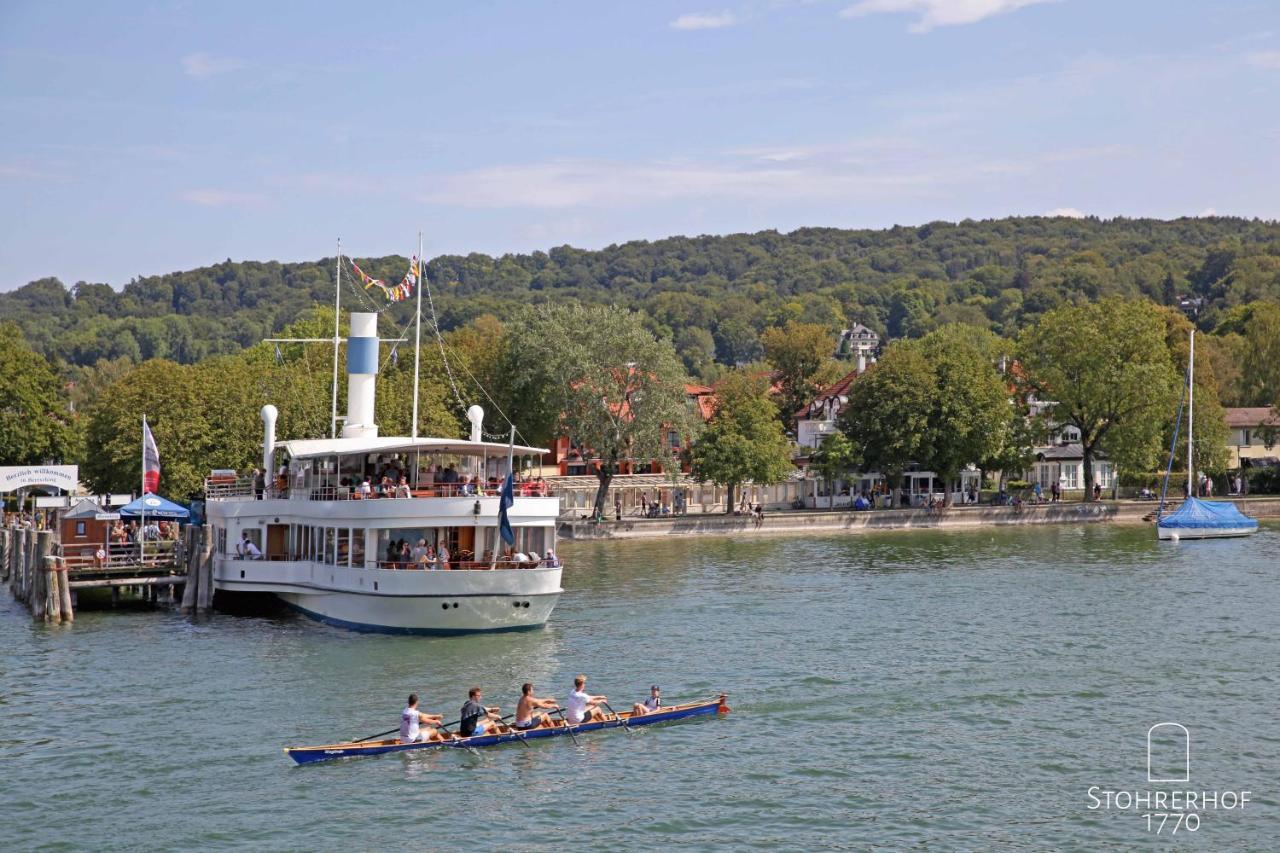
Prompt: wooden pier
<box><xmin>1</xmin><ymin>526</ymin><xmax>215</xmax><ymax>622</ymax></box>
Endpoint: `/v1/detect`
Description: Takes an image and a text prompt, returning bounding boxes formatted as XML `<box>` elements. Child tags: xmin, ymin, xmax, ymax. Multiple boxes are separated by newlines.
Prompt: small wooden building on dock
<box><xmin>59</xmin><ymin>499</ymin><xmax>117</xmax><ymax>560</ymax></box>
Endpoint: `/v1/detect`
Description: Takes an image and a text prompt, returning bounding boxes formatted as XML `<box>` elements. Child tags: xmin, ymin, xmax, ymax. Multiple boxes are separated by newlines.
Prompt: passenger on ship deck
<box><xmin>436</xmin><ymin>543</ymin><xmax>450</xmax><ymax>570</ymax></box>
<box><xmin>514</xmin><ymin>683</ymin><xmax>559</xmax><ymax>729</ymax></box>
<box><xmin>525</xmin><ymin>551</ymin><xmax>541</xmax><ymax>568</ymax></box>
<box><xmin>395</xmin><ymin>477</ymin><xmax>412</xmax><ymax>499</ymax></box>
<box><xmin>421</xmin><ymin>543</ymin><xmax>435</xmax><ymax>567</ymax></box>
<box><xmin>458</xmin><ymin>687</ymin><xmax>504</xmax><ymax>736</ymax></box>
<box><xmin>565</xmin><ymin>675</ymin><xmax>608</xmax><ymax>724</ymax></box>
<box><xmin>400</xmin><ymin>693</ymin><xmax>446</xmax><ymax>743</ymax></box>
<box><xmin>358</xmin><ymin>477</ymin><xmax>372</xmax><ymax>499</ymax></box>
<box><xmin>632</xmin><ymin>685</ymin><xmax>662</xmax><ymax>716</ymax></box>
<box><xmin>543</xmin><ymin>549</ymin><xmax>560</xmax><ymax>568</ymax></box>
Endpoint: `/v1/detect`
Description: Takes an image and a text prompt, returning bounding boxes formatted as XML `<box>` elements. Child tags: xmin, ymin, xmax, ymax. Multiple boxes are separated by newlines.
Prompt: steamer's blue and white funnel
<box><xmin>342</xmin><ymin>312</ymin><xmax>379</xmax><ymax>439</ymax></box>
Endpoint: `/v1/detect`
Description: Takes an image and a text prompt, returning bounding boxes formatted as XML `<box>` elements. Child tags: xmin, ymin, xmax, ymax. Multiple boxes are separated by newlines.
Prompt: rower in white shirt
<box><xmin>564</xmin><ymin>674</ymin><xmax>608</xmax><ymax>724</ymax></box>
<box><xmin>399</xmin><ymin>693</ymin><xmax>447</xmax><ymax>743</ymax></box>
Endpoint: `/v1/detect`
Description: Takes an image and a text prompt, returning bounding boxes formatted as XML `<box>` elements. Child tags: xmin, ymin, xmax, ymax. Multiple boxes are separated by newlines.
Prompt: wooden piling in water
<box><xmin>0</xmin><ymin>529</ymin><xmax>9</xmax><ymax>583</ymax></box>
<box><xmin>13</xmin><ymin>528</ymin><xmax>27</xmax><ymax>601</ymax></box>
<box><xmin>196</xmin><ymin>528</ymin><xmax>214</xmax><ymax>612</ymax></box>
<box><xmin>45</xmin><ymin>556</ymin><xmax>61</xmax><ymax>622</ymax></box>
<box><xmin>59</xmin><ymin>565</ymin><xmax>74</xmax><ymax>622</ymax></box>
<box><xmin>180</xmin><ymin>527</ymin><xmax>199</xmax><ymax>613</ymax></box>
<box><xmin>6</xmin><ymin>529</ymin><xmax>16</xmax><ymax>595</ymax></box>
<box><xmin>26</xmin><ymin>529</ymin><xmax>39</xmax><ymax>605</ymax></box>
<box><xmin>31</xmin><ymin>534</ymin><xmax>51</xmax><ymax>620</ymax></box>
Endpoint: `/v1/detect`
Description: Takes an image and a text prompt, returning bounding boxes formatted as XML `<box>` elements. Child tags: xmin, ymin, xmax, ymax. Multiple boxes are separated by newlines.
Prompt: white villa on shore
<box><xmin>1024</xmin><ymin>444</ymin><xmax>1116</xmax><ymax>494</ymax></box>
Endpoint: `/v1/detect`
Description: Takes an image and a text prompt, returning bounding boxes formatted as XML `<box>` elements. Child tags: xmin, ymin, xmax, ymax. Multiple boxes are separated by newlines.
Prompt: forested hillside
<box><xmin>6</xmin><ymin>216</ymin><xmax>1280</xmax><ymax>378</ymax></box>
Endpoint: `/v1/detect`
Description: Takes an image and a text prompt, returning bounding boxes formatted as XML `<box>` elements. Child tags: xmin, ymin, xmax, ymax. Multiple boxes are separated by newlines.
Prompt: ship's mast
<box><xmin>330</xmin><ymin>238</ymin><xmax>342</xmax><ymax>439</ymax></box>
<box><xmin>1187</xmin><ymin>328</ymin><xmax>1194</xmax><ymax>498</ymax></box>
<box><xmin>411</xmin><ymin>231</ymin><xmax>423</xmax><ymax>438</ymax></box>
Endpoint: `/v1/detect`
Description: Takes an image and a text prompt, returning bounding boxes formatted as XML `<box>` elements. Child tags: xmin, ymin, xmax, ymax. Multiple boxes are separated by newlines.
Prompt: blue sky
<box><xmin>1</xmin><ymin>0</ymin><xmax>1278</xmax><ymax>291</ymax></box>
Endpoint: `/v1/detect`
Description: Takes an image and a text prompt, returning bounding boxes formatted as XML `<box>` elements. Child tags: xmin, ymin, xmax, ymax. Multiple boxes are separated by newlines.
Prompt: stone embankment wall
<box><xmin>558</xmin><ymin>497</ymin><xmax>1280</xmax><ymax>541</ymax></box>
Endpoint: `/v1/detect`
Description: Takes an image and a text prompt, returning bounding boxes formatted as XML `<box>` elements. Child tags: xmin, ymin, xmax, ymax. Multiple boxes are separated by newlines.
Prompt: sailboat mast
<box><xmin>1187</xmin><ymin>328</ymin><xmax>1194</xmax><ymax>497</ymax></box>
<box><xmin>411</xmin><ymin>232</ymin><xmax>423</xmax><ymax>438</ymax></box>
<box><xmin>330</xmin><ymin>238</ymin><xmax>342</xmax><ymax>439</ymax></box>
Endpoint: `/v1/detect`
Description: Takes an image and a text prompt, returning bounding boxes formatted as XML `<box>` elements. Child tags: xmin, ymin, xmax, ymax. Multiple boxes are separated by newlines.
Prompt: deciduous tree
<box><xmin>1017</xmin><ymin>299</ymin><xmax>1180</xmax><ymax>500</ymax></box>
<box><xmin>762</xmin><ymin>321</ymin><xmax>833</xmax><ymax>429</ymax></box>
<box><xmin>839</xmin><ymin>343</ymin><xmax>936</xmax><ymax>506</ymax></box>
<box><xmin>502</xmin><ymin>303</ymin><xmax>691</xmax><ymax>517</ymax></box>
<box><xmin>0</xmin><ymin>323</ymin><xmax>77</xmax><ymax>465</ymax></box>
<box><xmin>689</xmin><ymin>371</ymin><xmax>793</xmax><ymax>514</ymax></box>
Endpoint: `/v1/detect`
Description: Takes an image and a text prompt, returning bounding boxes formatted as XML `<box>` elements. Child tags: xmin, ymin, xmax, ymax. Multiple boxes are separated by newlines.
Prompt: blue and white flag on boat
<box><xmin>498</xmin><ymin>473</ymin><xmax>515</xmax><ymax>545</ymax></box>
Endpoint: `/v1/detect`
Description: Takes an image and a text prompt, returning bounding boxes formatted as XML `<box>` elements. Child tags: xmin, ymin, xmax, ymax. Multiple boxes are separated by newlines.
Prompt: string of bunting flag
<box><xmin>349</xmin><ymin>256</ymin><xmax>419</xmax><ymax>303</ymax></box>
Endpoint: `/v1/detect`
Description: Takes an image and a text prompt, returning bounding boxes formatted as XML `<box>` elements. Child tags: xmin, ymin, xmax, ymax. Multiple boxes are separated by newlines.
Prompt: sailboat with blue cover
<box><xmin>1156</xmin><ymin>329</ymin><xmax>1258</xmax><ymax>540</ymax></box>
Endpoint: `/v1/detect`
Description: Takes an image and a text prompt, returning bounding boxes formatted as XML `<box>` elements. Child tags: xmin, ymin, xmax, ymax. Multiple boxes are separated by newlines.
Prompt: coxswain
<box><xmin>631</xmin><ymin>685</ymin><xmax>662</xmax><ymax>717</ymax></box>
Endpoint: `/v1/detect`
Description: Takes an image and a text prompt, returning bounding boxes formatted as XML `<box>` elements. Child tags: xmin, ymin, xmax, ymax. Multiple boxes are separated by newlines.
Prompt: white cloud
<box><xmin>839</xmin><ymin>0</ymin><xmax>1056</xmax><ymax>33</ymax></box>
<box><xmin>179</xmin><ymin>188</ymin><xmax>265</xmax><ymax>207</ymax></box>
<box><xmin>418</xmin><ymin>149</ymin><xmax>1033</xmax><ymax>210</ymax></box>
<box><xmin>670</xmin><ymin>11</ymin><xmax>738</xmax><ymax>30</ymax></box>
<box><xmin>181</xmin><ymin>52</ymin><xmax>248</xmax><ymax>79</ymax></box>
<box><xmin>1044</xmin><ymin>207</ymin><xmax>1085</xmax><ymax>218</ymax></box>
<box><xmin>1198</xmin><ymin>207</ymin><xmax>1217</xmax><ymax>217</ymax></box>
<box><xmin>1246</xmin><ymin>50</ymin><xmax>1280</xmax><ymax>69</ymax></box>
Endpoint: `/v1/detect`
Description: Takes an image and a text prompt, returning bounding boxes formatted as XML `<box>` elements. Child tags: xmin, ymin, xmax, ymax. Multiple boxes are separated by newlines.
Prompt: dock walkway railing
<box><xmin>55</xmin><ymin>540</ymin><xmax>185</xmax><ymax>577</ymax></box>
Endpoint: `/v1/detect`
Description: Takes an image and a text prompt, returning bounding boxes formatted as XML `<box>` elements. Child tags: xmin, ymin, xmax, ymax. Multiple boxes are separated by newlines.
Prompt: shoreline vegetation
<box><xmin>2</xmin><ymin>217</ymin><xmax>1278</xmax><ymax>512</ymax></box>
<box><xmin>557</xmin><ymin>497</ymin><xmax>1280</xmax><ymax>541</ymax></box>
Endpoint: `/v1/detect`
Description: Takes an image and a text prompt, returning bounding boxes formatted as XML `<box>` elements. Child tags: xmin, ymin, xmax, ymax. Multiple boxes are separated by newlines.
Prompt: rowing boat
<box><xmin>284</xmin><ymin>694</ymin><xmax>730</xmax><ymax>765</ymax></box>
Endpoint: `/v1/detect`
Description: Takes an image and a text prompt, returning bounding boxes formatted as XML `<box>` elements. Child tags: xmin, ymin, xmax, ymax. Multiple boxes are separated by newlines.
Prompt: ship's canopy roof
<box><xmin>1157</xmin><ymin>497</ymin><xmax>1258</xmax><ymax>530</ymax></box>
<box><xmin>280</xmin><ymin>436</ymin><xmax>547</xmax><ymax>460</ymax></box>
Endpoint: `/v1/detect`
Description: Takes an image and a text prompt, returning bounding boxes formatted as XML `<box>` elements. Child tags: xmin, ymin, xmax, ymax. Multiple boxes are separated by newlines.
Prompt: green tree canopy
<box><xmin>689</xmin><ymin>370</ymin><xmax>794</xmax><ymax>513</ymax></box>
<box><xmin>837</xmin><ymin>327</ymin><xmax>1019</xmax><ymax>505</ymax></box>
<box><xmin>762</xmin><ymin>321</ymin><xmax>834</xmax><ymax>428</ymax></box>
<box><xmin>500</xmin><ymin>303</ymin><xmax>691</xmax><ymax>515</ymax></box>
<box><xmin>838</xmin><ymin>342</ymin><xmax>936</xmax><ymax>499</ymax></box>
<box><xmin>1017</xmin><ymin>298</ymin><xmax>1180</xmax><ymax>499</ymax></box>
<box><xmin>0</xmin><ymin>322</ymin><xmax>78</xmax><ymax>465</ymax></box>
<box><xmin>914</xmin><ymin>325</ymin><xmax>1021</xmax><ymax>504</ymax></box>
<box><xmin>808</xmin><ymin>431</ymin><xmax>858</xmax><ymax>508</ymax></box>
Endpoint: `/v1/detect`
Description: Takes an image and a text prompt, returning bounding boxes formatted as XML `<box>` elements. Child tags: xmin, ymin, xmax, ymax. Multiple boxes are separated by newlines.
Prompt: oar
<box><xmin>496</xmin><ymin>712</ymin><xmax>532</xmax><ymax>748</ymax></box>
<box><xmin>601</xmin><ymin>700</ymin><xmax>635</xmax><ymax>735</ymax></box>
<box><xmin>351</xmin><ymin>716</ymin><xmax>462</xmax><ymax>744</ymax></box>
<box><xmin>553</xmin><ymin>707</ymin><xmax>581</xmax><ymax>746</ymax></box>
<box><xmin>352</xmin><ymin>727</ymin><xmax>398</xmax><ymax>743</ymax></box>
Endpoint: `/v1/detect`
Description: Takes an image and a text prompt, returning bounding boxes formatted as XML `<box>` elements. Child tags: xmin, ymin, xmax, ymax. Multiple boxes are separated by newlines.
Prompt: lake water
<box><xmin>3</xmin><ymin>522</ymin><xmax>1277</xmax><ymax>850</ymax></box>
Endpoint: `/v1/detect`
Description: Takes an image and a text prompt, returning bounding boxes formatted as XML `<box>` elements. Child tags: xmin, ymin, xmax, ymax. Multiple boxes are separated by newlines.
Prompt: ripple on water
<box><xmin>2</xmin><ymin>523</ymin><xmax>1279</xmax><ymax>848</ymax></box>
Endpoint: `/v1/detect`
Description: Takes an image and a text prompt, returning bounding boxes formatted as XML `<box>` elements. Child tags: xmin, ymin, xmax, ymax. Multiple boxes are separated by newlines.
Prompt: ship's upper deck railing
<box><xmin>205</xmin><ymin>475</ymin><xmax>555</xmax><ymax>502</ymax></box>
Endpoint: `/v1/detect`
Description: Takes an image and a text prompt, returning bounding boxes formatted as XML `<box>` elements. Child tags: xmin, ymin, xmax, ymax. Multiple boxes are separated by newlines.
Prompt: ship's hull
<box><xmin>214</xmin><ymin>558</ymin><xmax>563</xmax><ymax>633</ymax></box>
<box><xmin>1156</xmin><ymin>524</ymin><xmax>1256</xmax><ymax>540</ymax></box>
<box><xmin>277</xmin><ymin>588</ymin><xmax>560</xmax><ymax>634</ymax></box>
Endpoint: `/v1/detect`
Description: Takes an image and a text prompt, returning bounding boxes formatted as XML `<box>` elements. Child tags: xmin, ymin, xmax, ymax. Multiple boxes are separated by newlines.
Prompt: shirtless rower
<box><xmin>565</xmin><ymin>675</ymin><xmax>609</xmax><ymax>724</ymax></box>
<box><xmin>631</xmin><ymin>685</ymin><xmax>662</xmax><ymax>717</ymax></box>
<box><xmin>513</xmin><ymin>683</ymin><xmax>560</xmax><ymax>730</ymax></box>
<box><xmin>399</xmin><ymin>693</ymin><xmax>447</xmax><ymax>743</ymax></box>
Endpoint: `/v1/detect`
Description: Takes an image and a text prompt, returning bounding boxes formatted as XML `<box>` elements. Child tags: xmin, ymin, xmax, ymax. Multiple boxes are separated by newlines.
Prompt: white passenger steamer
<box><xmin>203</xmin><ymin>311</ymin><xmax>563</xmax><ymax>634</ymax></box>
